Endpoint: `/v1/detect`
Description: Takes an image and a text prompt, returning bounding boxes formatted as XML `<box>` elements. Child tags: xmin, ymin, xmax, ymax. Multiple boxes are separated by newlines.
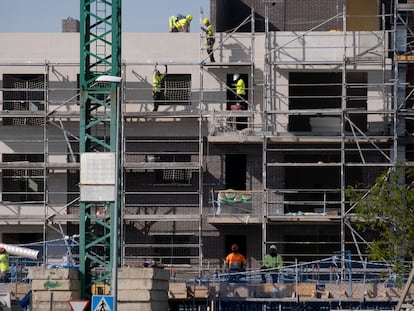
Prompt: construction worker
<box><xmin>152</xmin><ymin>68</ymin><xmax>165</xmax><ymax>112</ymax></box>
<box><xmin>261</xmin><ymin>244</ymin><xmax>283</xmax><ymax>283</ymax></box>
<box><xmin>232</xmin><ymin>73</ymin><xmax>247</xmax><ymax>110</ymax></box>
<box><xmin>201</xmin><ymin>18</ymin><xmax>215</xmax><ymax>62</ymax></box>
<box><xmin>0</xmin><ymin>247</ymin><xmax>9</xmax><ymax>282</ymax></box>
<box><xmin>173</xmin><ymin>14</ymin><xmax>192</xmax><ymax>32</ymax></box>
<box><xmin>231</xmin><ymin>73</ymin><xmax>248</xmax><ymax>130</ymax></box>
<box><xmin>169</xmin><ymin>15</ymin><xmax>181</xmax><ymax>32</ymax></box>
<box><xmin>224</xmin><ymin>244</ymin><xmax>246</xmax><ymax>283</ymax></box>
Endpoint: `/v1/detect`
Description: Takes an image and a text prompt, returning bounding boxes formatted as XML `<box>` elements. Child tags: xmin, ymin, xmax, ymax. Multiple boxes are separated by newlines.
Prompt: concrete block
<box><xmin>219</xmin><ymin>284</ymin><xmax>250</xmax><ymax>298</ymax></box>
<box><xmin>251</xmin><ymin>284</ymin><xmax>294</xmax><ymax>298</ymax></box>
<box><xmin>208</xmin><ymin>283</ymin><xmax>219</xmax><ymax>298</ymax></box>
<box><xmin>28</xmin><ymin>268</ymin><xmax>79</xmax><ymax>280</ymax></box>
<box><xmin>118</xmin><ymin>301</ymin><xmax>169</xmax><ymax>311</ymax></box>
<box><xmin>168</xmin><ymin>282</ymin><xmax>187</xmax><ymax>299</ymax></box>
<box><xmin>32</xmin><ymin>279</ymin><xmax>81</xmax><ymax>291</ymax></box>
<box><xmin>118</xmin><ymin>278</ymin><xmax>168</xmax><ymax>291</ymax></box>
<box><xmin>32</xmin><ymin>301</ymin><xmax>72</xmax><ymax>311</ymax></box>
<box><xmin>324</xmin><ymin>284</ymin><xmax>349</xmax><ymax>298</ymax></box>
<box><xmin>296</xmin><ymin>284</ymin><xmax>317</xmax><ymax>298</ymax></box>
<box><xmin>376</xmin><ymin>284</ymin><xmax>401</xmax><ymax>298</ymax></box>
<box><xmin>32</xmin><ymin>290</ymin><xmax>81</xmax><ymax>302</ymax></box>
<box><xmin>118</xmin><ymin>289</ymin><xmax>167</xmax><ymax>302</ymax></box>
<box><xmin>117</xmin><ymin>268</ymin><xmax>169</xmax><ymax>281</ymax></box>
<box><xmin>321</xmin><ymin>290</ymin><xmax>331</xmax><ymax>299</ymax></box>
<box><xmin>187</xmin><ymin>285</ymin><xmax>208</xmax><ymax>298</ymax></box>
<box><xmin>348</xmin><ymin>283</ymin><xmax>374</xmax><ymax>299</ymax></box>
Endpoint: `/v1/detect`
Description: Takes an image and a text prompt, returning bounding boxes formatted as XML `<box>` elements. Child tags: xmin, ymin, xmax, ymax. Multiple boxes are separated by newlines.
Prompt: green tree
<box><xmin>346</xmin><ymin>165</ymin><xmax>414</xmax><ymax>268</ymax></box>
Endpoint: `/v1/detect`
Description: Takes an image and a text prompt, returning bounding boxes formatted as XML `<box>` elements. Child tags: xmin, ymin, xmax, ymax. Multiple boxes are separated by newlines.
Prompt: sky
<box><xmin>0</xmin><ymin>0</ymin><xmax>211</xmax><ymax>33</ymax></box>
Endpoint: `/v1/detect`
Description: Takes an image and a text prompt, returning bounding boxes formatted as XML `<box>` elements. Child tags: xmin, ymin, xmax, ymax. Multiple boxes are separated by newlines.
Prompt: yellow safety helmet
<box><xmin>203</xmin><ymin>18</ymin><xmax>210</xmax><ymax>26</ymax></box>
<box><xmin>186</xmin><ymin>15</ymin><xmax>193</xmax><ymax>21</ymax></box>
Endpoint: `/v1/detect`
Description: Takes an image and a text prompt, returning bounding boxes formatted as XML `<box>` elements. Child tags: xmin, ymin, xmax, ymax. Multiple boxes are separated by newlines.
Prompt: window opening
<box><xmin>3</xmin><ymin>74</ymin><xmax>45</xmax><ymax>126</ymax></box>
<box><xmin>155</xmin><ymin>154</ymin><xmax>192</xmax><ymax>184</ymax></box>
<box><xmin>225</xmin><ymin>154</ymin><xmax>246</xmax><ymax>190</ymax></box>
<box><xmin>288</xmin><ymin>72</ymin><xmax>367</xmax><ymax>132</ymax></box>
<box><xmin>2</xmin><ymin>154</ymin><xmax>44</xmax><ymax>202</ymax></box>
<box><xmin>225</xmin><ymin>235</ymin><xmax>247</xmax><ymax>258</ymax></box>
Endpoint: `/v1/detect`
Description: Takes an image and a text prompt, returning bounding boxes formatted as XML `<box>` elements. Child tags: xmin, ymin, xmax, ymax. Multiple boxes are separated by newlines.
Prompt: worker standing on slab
<box><xmin>261</xmin><ymin>244</ymin><xmax>283</xmax><ymax>283</ymax></box>
<box><xmin>201</xmin><ymin>18</ymin><xmax>215</xmax><ymax>62</ymax></box>
<box><xmin>152</xmin><ymin>68</ymin><xmax>165</xmax><ymax>112</ymax></box>
<box><xmin>231</xmin><ymin>73</ymin><xmax>248</xmax><ymax>130</ymax></box>
<box><xmin>232</xmin><ymin>73</ymin><xmax>247</xmax><ymax>110</ymax></box>
<box><xmin>224</xmin><ymin>244</ymin><xmax>246</xmax><ymax>283</ymax></box>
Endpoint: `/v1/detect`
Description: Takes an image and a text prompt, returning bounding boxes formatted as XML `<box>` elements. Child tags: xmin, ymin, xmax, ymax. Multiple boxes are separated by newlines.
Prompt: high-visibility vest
<box><xmin>235</xmin><ymin>78</ymin><xmax>246</xmax><ymax>95</ymax></box>
<box><xmin>206</xmin><ymin>24</ymin><xmax>214</xmax><ymax>38</ymax></box>
<box><xmin>224</xmin><ymin>252</ymin><xmax>246</xmax><ymax>271</ymax></box>
<box><xmin>175</xmin><ymin>18</ymin><xmax>189</xmax><ymax>32</ymax></box>
<box><xmin>169</xmin><ymin>16</ymin><xmax>177</xmax><ymax>31</ymax></box>
<box><xmin>0</xmin><ymin>253</ymin><xmax>9</xmax><ymax>272</ymax></box>
<box><xmin>263</xmin><ymin>254</ymin><xmax>283</xmax><ymax>269</ymax></box>
<box><xmin>153</xmin><ymin>74</ymin><xmax>164</xmax><ymax>93</ymax></box>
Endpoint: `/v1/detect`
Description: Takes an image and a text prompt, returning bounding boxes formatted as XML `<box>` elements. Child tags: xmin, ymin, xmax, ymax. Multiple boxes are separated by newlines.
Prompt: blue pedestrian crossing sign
<box><xmin>92</xmin><ymin>295</ymin><xmax>114</xmax><ymax>311</ymax></box>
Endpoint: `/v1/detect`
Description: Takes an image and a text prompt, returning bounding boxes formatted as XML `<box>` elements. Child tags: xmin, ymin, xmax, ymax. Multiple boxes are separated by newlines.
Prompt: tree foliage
<box><xmin>346</xmin><ymin>165</ymin><xmax>414</xmax><ymax>266</ymax></box>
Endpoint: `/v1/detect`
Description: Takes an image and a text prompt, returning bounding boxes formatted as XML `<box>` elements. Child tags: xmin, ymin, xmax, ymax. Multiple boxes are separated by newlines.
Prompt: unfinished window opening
<box><xmin>225</xmin><ymin>235</ymin><xmax>247</xmax><ymax>258</ymax></box>
<box><xmin>2</xmin><ymin>154</ymin><xmax>44</xmax><ymax>202</ymax></box>
<box><xmin>153</xmin><ymin>235</ymin><xmax>196</xmax><ymax>265</ymax></box>
<box><xmin>284</xmin><ymin>232</ymin><xmax>341</xmax><ymax>261</ymax></box>
<box><xmin>225</xmin><ymin>154</ymin><xmax>246</xmax><ymax>190</ymax></box>
<box><xmin>284</xmin><ymin>152</ymin><xmax>340</xmax><ymax>214</ymax></box>
<box><xmin>155</xmin><ymin>154</ymin><xmax>192</xmax><ymax>184</ymax></box>
<box><xmin>288</xmin><ymin>72</ymin><xmax>367</xmax><ymax>132</ymax></box>
<box><xmin>2</xmin><ymin>74</ymin><xmax>45</xmax><ymax>126</ymax></box>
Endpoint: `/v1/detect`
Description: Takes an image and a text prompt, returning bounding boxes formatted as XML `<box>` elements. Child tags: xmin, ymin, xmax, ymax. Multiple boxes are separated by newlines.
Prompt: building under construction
<box><xmin>1</xmin><ymin>0</ymin><xmax>414</xmax><ymax>309</ymax></box>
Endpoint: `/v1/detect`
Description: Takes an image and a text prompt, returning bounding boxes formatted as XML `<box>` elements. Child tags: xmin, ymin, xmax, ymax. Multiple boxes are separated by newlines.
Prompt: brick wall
<box><xmin>212</xmin><ymin>0</ymin><xmax>344</xmax><ymax>32</ymax></box>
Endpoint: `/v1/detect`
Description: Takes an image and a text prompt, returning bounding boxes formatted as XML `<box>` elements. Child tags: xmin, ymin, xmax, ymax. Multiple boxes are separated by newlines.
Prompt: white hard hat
<box><xmin>270</xmin><ymin>244</ymin><xmax>277</xmax><ymax>250</ymax></box>
<box><xmin>233</xmin><ymin>73</ymin><xmax>240</xmax><ymax>81</ymax></box>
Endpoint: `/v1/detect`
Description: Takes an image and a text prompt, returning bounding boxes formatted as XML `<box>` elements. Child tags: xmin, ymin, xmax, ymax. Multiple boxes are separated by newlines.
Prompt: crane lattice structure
<box><xmin>79</xmin><ymin>0</ymin><xmax>122</xmax><ymax>298</ymax></box>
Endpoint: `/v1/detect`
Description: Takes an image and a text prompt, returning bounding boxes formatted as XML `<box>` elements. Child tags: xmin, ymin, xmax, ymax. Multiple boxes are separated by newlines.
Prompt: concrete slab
<box><xmin>118</xmin><ymin>289</ymin><xmax>167</xmax><ymax>302</ymax></box>
<box><xmin>118</xmin><ymin>278</ymin><xmax>168</xmax><ymax>291</ymax></box>
<box><xmin>32</xmin><ymin>290</ymin><xmax>80</xmax><ymax>302</ymax></box>
<box><xmin>118</xmin><ymin>268</ymin><xmax>169</xmax><ymax>280</ymax></box>
<box><xmin>28</xmin><ymin>268</ymin><xmax>79</xmax><ymax>280</ymax></box>
<box><xmin>118</xmin><ymin>301</ymin><xmax>168</xmax><ymax>311</ymax></box>
<box><xmin>32</xmin><ymin>279</ymin><xmax>80</xmax><ymax>291</ymax></box>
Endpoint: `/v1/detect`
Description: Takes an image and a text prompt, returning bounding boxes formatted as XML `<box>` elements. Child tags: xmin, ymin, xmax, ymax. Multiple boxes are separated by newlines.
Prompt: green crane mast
<box><xmin>79</xmin><ymin>0</ymin><xmax>122</xmax><ymax>298</ymax></box>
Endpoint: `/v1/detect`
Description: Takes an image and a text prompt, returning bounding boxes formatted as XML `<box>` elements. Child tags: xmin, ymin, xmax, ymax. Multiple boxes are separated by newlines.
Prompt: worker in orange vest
<box><xmin>224</xmin><ymin>244</ymin><xmax>246</xmax><ymax>283</ymax></box>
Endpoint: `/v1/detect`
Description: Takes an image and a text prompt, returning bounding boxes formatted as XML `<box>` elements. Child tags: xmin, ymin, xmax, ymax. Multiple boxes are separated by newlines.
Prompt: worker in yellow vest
<box><xmin>232</xmin><ymin>73</ymin><xmax>247</xmax><ymax>110</ymax></box>
<box><xmin>0</xmin><ymin>247</ymin><xmax>10</xmax><ymax>282</ymax></box>
<box><xmin>174</xmin><ymin>15</ymin><xmax>192</xmax><ymax>32</ymax></box>
<box><xmin>201</xmin><ymin>18</ymin><xmax>215</xmax><ymax>62</ymax></box>
<box><xmin>152</xmin><ymin>68</ymin><xmax>165</xmax><ymax>111</ymax></box>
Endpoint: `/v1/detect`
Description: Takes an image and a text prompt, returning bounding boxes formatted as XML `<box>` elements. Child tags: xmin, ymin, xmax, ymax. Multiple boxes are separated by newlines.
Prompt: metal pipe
<box><xmin>0</xmin><ymin>243</ymin><xmax>39</xmax><ymax>260</ymax></box>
